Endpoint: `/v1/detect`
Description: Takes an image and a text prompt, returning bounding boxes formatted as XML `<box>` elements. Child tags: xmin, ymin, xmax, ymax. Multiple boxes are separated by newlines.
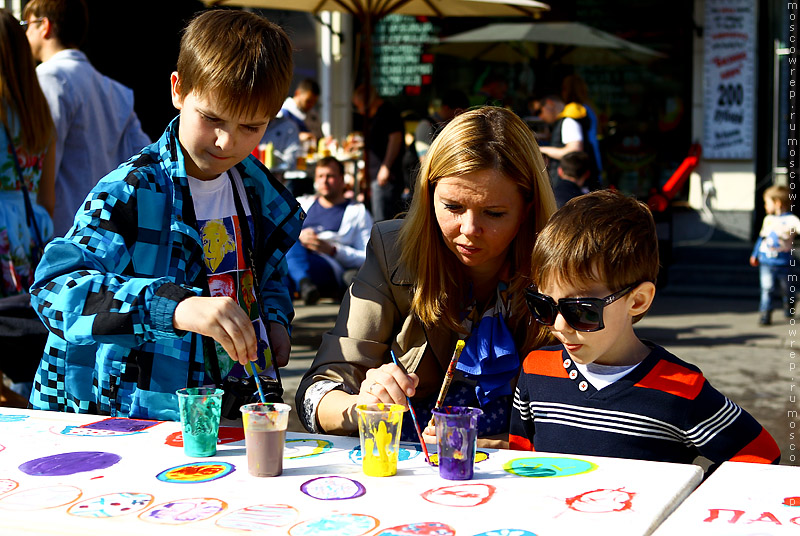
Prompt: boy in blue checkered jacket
<box><xmin>28</xmin><ymin>10</ymin><xmax>304</xmax><ymax>420</ymax></box>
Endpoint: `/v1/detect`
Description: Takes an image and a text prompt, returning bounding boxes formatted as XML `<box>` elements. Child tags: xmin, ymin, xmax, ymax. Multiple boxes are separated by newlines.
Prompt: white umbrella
<box><xmin>432</xmin><ymin>21</ymin><xmax>666</xmax><ymax>64</ymax></box>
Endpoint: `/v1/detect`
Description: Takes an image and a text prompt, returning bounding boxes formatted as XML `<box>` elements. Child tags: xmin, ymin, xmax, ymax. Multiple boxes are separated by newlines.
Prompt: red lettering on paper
<box><xmin>704</xmin><ymin>509</ymin><xmax>745</xmax><ymax>523</ymax></box>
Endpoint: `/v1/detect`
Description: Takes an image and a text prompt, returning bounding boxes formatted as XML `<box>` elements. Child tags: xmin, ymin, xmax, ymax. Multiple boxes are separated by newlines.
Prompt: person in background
<box><xmin>750</xmin><ymin>185</ymin><xmax>800</xmax><ymax>326</ymax></box>
<box><xmin>553</xmin><ymin>151</ymin><xmax>590</xmax><ymax>208</ymax></box>
<box><xmin>22</xmin><ymin>0</ymin><xmax>150</xmax><ymax>237</ymax></box>
<box><xmin>414</xmin><ymin>89</ymin><xmax>470</xmax><ymax>163</ymax></box>
<box><xmin>286</xmin><ymin>156</ymin><xmax>373</xmax><ymax>305</ymax></box>
<box><xmin>0</xmin><ymin>9</ymin><xmax>56</xmax><ymax>404</ymax></box>
<box><xmin>0</xmin><ymin>9</ymin><xmax>55</xmax><ymax>296</ymax></box>
<box><xmin>512</xmin><ymin>190</ymin><xmax>781</xmax><ymax>473</ymax></box>
<box><xmin>28</xmin><ymin>10</ymin><xmax>302</xmax><ymax>420</ymax></box>
<box><xmin>281</xmin><ymin>78</ymin><xmax>322</xmax><ymax>145</ymax></box>
<box><xmin>352</xmin><ymin>83</ymin><xmax>405</xmax><ymax>222</ymax></box>
<box><xmin>538</xmin><ymin>94</ymin><xmax>585</xmax><ymax>188</ymax></box>
<box><xmin>561</xmin><ymin>74</ymin><xmax>602</xmax><ymax>189</ymax></box>
<box><xmin>296</xmin><ymin>107</ymin><xmax>556</xmax><ymax>447</ymax></box>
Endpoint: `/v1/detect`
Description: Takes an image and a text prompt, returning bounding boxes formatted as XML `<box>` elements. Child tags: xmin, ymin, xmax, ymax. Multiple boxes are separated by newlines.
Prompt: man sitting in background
<box><xmin>286</xmin><ymin>156</ymin><xmax>373</xmax><ymax>305</ymax></box>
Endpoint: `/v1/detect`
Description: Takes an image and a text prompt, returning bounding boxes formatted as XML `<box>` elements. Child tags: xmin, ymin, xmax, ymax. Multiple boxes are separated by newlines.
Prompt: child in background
<box><xmin>553</xmin><ymin>150</ymin><xmax>590</xmax><ymax>208</ymax></box>
<box><xmin>750</xmin><ymin>185</ymin><xmax>800</xmax><ymax>326</ymax></box>
<box><xmin>28</xmin><ymin>10</ymin><xmax>303</xmax><ymax>420</ymax></box>
<box><xmin>510</xmin><ymin>190</ymin><xmax>780</xmax><ymax>472</ymax></box>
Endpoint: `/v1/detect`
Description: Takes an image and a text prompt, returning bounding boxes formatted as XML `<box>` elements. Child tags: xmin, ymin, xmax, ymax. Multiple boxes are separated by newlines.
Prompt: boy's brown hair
<box><xmin>22</xmin><ymin>0</ymin><xmax>88</xmax><ymax>48</ymax></box>
<box><xmin>176</xmin><ymin>9</ymin><xmax>293</xmax><ymax>121</ymax></box>
<box><xmin>764</xmin><ymin>185</ymin><xmax>791</xmax><ymax>208</ymax></box>
<box><xmin>531</xmin><ymin>190</ymin><xmax>659</xmax><ymax>323</ymax></box>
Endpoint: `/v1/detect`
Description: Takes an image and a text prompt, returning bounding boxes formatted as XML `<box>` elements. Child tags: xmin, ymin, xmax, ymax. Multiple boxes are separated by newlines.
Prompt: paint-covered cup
<box><xmin>176</xmin><ymin>387</ymin><xmax>224</xmax><ymax>457</ymax></box>
<box><xmin>433</xmin><ymin>406</ymin><xmax>483</xmax><ymax>480</ymax></box>
<box><xmin>356</xmin><ymin>403</ymin><xmax>404</xmax><ymax>477</ymax></box>
<box><xmin>240</xmin><ymin>403</ymin><xmax>291</xmax><ymax>477</ymax></box>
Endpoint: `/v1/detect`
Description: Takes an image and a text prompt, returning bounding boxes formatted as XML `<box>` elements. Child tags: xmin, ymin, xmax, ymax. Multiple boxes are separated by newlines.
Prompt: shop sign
<box><xmin>702</xmin><ymin>0</ymin><xmax>755</xmax><ymax>160</ymax></box>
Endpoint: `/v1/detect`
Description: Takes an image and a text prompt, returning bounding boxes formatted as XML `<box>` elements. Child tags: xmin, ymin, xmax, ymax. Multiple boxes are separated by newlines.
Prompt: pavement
<box><xmin>284</xmin><ymin>291</ymin><xmax>800</xmax><ymax>466</ymax></box>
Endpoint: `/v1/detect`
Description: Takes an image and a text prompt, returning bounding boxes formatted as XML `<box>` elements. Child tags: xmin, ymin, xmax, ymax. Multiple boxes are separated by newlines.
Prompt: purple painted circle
<box><xmin>19</xmin><ymin>451</ymin><xmax>122</xmax><ymax>476</ymax></box>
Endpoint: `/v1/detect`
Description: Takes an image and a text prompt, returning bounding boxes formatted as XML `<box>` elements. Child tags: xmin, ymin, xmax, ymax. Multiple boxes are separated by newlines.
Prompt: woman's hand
<box><xmin>357</xmin><ymin>363</ymin><xmax>419</xmax><ymax>409</ymax></box>
<box><xmin>173</xmin><ymin>296</ymin><xmax>256</xmax><ymax>365</ymax></box>
<box><xmin>422</xmin><ymin>417</ymin><xmax>437</xmax><ymax>444</ymax></box>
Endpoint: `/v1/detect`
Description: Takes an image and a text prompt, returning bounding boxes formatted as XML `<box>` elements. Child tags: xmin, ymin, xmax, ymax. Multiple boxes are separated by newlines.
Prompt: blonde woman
<box><xmin>297</xmin><ymin>106</ymin><xmax>556</xmax><ymax>446</ymax></box>
<box><xmin>0</xmin><ymin>8</ymin><xmax>55</xmax><ymax>297</ymax></box>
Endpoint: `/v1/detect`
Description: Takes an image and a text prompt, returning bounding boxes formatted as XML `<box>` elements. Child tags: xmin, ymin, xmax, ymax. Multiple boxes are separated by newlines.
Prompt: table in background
<box><xmin>0</xmin><ymin>408</ymin><xmax>703</xmax><ymax>535</ymax></box>
<box><xmin>653</xmin><ymin>461</ymin><xmax>800</xmax><ymax>536</ymax></box>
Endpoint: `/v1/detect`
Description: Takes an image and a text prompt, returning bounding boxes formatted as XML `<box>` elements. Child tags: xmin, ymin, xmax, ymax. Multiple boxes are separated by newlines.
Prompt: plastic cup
<box><xmin>356</xmin><ymin>403</ymin><xmax>404</xmax><ymax>477</ymax></box>
<box><xmin>240</xmin><ymin>403</ymin><xmax>291</xmax><ymax>477</ymax></box>
<box><xmin>176</xmin><ymin>387</ymin><xmax>224</xmax><ymax>457</ymax></box>
<box><xmin>433</xmin><ymin>406</ymin><xmax>483</xmax><ymax>480</ymax></box>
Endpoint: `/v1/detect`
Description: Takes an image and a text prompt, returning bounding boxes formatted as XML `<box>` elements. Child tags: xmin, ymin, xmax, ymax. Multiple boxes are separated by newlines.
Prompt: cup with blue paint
<box><xmin>432</xmin><ymin>406</ymin><xmax>482</xmax><ymax>480</ymax></box>
<box><xmin>176</xmin><ymin>387</ymin><xmax>224</xmax><ymax>457</ymax></box>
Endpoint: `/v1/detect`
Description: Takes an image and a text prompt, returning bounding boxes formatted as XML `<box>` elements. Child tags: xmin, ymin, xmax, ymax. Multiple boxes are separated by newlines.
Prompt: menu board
<box><xmin>702</xmin><ymin>0</ymin><xmax>756</xmax><ymax>160</ymax></box>
<box><xmin>373</xmin><ymin>15</ymin><xmax>439</xmax><ymax>97</ymax></box>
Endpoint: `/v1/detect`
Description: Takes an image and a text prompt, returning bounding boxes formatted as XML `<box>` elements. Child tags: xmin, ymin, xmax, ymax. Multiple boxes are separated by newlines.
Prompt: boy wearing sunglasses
<box><xmin>509</xmin><ymin>190</ymin><xmax>780</xmax><ymax>470</ymax></box>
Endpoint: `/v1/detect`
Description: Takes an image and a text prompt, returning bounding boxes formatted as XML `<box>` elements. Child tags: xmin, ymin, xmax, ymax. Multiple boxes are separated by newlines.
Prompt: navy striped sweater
<box><xmin>509</xmin><ymin>343</ymin><xmax>780</xmax><ymax>468</ymax></box>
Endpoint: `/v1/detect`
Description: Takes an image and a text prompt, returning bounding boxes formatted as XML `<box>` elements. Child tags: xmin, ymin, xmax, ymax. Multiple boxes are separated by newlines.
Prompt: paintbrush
<box><xmin>390</xmin><ymin>350</ymin><xmax>432</xmax><ymax>465</ymax></box>
<box><xmin>434</xmin><ymin>339</ymin><xmax>466</xmax><ymax>410</ymax></box>
<box><xmin>246</xmin><ymin>361</ymin><xmax>267</xmax><ymax>404</ymax></box>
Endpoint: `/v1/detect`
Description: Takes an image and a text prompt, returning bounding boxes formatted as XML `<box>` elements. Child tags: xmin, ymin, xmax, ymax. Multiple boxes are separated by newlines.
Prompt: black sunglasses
<box><xmin>524</xmin><ymin>284</ymin><xmax>638</xmax><ymax>332</ymax></box>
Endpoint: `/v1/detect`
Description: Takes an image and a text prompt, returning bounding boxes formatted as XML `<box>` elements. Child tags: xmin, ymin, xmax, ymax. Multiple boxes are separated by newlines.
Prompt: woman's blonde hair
<box><xmin>177</xmin><ymin>9</ymin><xmax>293</xmax><ymax>121</ymax></box>
<box><xmin>399</xmin><ymin>106</ymin><xmax>556</xmax><ymax>354</ymax></box>
<box><xmin>0</xmin><ymin>9</ymin><xmax>54</xmax><ymax>154</ymax></box>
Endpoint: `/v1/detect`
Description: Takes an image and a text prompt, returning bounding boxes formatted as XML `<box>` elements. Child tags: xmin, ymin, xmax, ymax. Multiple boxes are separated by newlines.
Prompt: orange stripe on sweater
<box><xmin>730</xmin><ymin>428</ymin><xmax>782</xmax><ymax>464</ymax></box>
<box><xmin>634</xmin><ymin>360</ymin><xmax>705</xmax><ymax>399</ymax></box>
<box><xmin>522</xmin><ymin>349</ymin><xmax>568</xmax><ymax>378</ymax></box>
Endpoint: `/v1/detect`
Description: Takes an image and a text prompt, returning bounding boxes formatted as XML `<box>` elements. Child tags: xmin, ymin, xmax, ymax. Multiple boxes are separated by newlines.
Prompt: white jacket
<box><xmin>297</xmin><ymin>195</ymin><xmax>374</xmax><ymax>281</ymax></box>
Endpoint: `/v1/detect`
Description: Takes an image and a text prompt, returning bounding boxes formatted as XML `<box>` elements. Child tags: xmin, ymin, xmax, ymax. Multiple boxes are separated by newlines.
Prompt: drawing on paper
<box><xmin>139</xmin><ymin>497</ymin><xmax>227</xmax><ymax>524</ymax></box>
<box><xmin>67</xmin><ymin>492</ymin><xmax>154</xmax><ymax>518</ymax></box>
<box><xmin>216</xmin><ymin>503</ymin><xmax>299</xmax><ymax>530</ymax></box>
<box><xmin>565</xmin><ymin>488</ymin><xmax>635</xmax><ymax>513</ymax></box>
<box><xmin>503</xmin><ymin>457</ymin><xmax>597</xmax><ymax>478</ymax></box>
<box><xmin>18</xmin><ymin>451</ymin><xmax>121</xmax><ymax>476</ymax></box>
<box><xmin>300</xmin><ymin>476</ymin><xmax>366</xmax><ymax>500</ymax></box>
<box><xmin>348</xmin><ymin>444</ymin><xmax>422</xmax><ymax>464</ymax></box>
<box><xmin>375</xmin><ymin>521</ymin><xmax>456</xmax><ymax>535</ymax></box>
<box><xmin>289</xmin><ymin>512</ymin><xmax>379</xmax><ymax>536</ymax></box>
<box><xmin>156</xmin><ymin>462</ymin><xmax>236</xmax><ymax>483</ymax></box>
<box><xmin>421</xmin><ymin>483</ymin><xmax>496</xmax><ymax>507</ymax></box>
<box><xmin>165</xmin><ymin>426</ymin><xmax>245</xmax><ymax>447</ymax></box>
<box><xmin>284</xmin><ymin>438</ymin><xmax>333</xmax><ymax>459</ymax></box>
<box><xmin>58</xmin><ymin>418</ymin><xmax>161</xmax><ymax>437</ymax></box>
<box><xmin>0</xmin><ymin>414</ymin><xmax>28</xmax><ymax>422</ymax></box>
<box><xmin>0</xmin><ymin>484</ymin><xmax>82</xmax><ymax>510</ymax></box>
<box><xmin>428</xmin><ymin>451</ymin><xmax>489</xmax><ymax>467</ymax></box>
<box><xmin>0</xmin><ymin>479</ymin><xmax>18</xmax><ymax>495</ymax></box>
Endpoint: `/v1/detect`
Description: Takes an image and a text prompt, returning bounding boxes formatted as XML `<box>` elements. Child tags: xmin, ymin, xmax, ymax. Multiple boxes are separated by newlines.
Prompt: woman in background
<box><xmin>0</xmin><ymin>8</ymin><xmax>55</xmax><ymax>296</ymax></box>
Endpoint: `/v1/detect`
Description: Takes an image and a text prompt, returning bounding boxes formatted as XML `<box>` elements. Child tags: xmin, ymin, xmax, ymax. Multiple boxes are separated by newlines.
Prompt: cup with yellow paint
<box><xmin>356</xmin><ymin>403</ymin><xmax>404</xmax><ymax>477</ymax></box>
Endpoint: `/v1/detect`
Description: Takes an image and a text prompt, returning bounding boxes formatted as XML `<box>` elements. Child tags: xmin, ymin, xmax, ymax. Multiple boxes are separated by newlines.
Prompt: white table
<box><xmin>0</xmin><ymin>408</ymin><xmax>703</xmax><ymax>535</ymax></box>
<box><xmin>653</xmin><ymin>461</ymin><xmax>800</xmax><ymax>535</ymax></box>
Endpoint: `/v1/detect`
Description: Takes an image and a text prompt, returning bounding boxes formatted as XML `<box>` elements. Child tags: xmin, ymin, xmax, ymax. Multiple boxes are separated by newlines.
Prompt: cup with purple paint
<box><xmin>240</xmin><ymin>402</ymin><xmax>291</xmax><ymax>477</ymax></box>
<box><xmin>176</xmin><ymin>387</ymin><xmax>224</xmax><ymax>457</ymax></box>
<box><xmin>432</xmin><ymin>406</ymin><xmax>482</xmax><ymax>480</ymax></box>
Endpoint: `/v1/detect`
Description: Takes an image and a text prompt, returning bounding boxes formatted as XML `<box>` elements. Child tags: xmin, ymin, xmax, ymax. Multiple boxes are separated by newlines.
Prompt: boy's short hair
<box><xmin>531</xmin><ymin>190</ymin><xmax>659</xmax><ymax>322</ymax></box>
<box><xmin>764</xmin><ymin>185</ymin><xmax>791</xmax><ymax>207</ymax></box>
<box><xmin>177</xmin><ymin>9</ymin><xmax>293</xmax><ymax>120</ymax></box>
<box><xmin>22</xmin><ymin>0</ymin><xmax>88</xmax><ymax>48</ymax></box>
<box><xmin>559</xmin><ymin>151</ymin><xmax>590</xmax><ymax>180</ymax></box>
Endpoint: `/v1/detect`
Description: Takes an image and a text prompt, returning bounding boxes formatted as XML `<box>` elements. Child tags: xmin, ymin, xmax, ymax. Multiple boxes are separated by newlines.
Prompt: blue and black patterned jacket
<box><xmin>29</xmin><ymin>117</ymin><xmax>304</xmax><ymax>421</ymax></box>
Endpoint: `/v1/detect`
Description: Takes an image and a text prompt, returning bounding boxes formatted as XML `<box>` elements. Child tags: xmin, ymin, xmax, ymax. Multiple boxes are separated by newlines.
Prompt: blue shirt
<box><xmin>36</xmin><ymin>49</ymin><xmax>151</xmax><ymax>237</ymax></box>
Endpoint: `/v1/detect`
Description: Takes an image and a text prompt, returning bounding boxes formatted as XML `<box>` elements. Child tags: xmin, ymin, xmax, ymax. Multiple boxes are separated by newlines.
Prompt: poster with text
<box><xmin>702</xmin><ymin>0</ymin><xmax>755</xmax><ymax>160</ymax></box>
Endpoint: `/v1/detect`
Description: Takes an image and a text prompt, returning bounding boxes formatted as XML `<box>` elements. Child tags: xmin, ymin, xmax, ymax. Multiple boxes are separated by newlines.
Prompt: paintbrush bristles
<box><xmin>434</xmin><ymin>339</ymin><xmax>466</xmax><ymax>410</ymax></box>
